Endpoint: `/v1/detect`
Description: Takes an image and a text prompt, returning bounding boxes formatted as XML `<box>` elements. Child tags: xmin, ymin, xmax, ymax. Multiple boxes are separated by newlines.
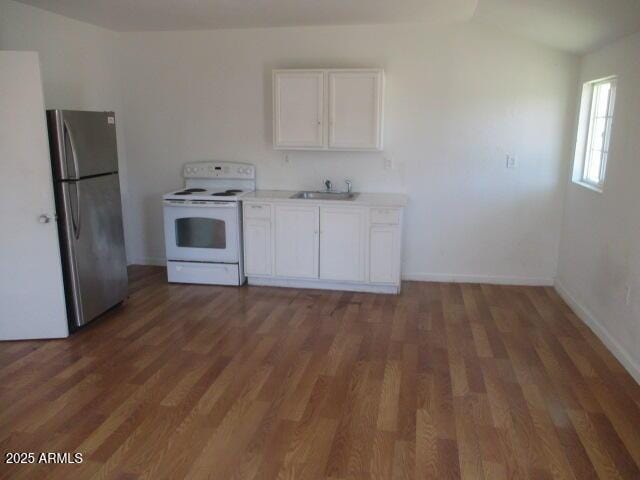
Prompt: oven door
<box><xmin>163</xmin><ymin>200</ymin><xmax>240</xmax><ymax>263</ymax></box>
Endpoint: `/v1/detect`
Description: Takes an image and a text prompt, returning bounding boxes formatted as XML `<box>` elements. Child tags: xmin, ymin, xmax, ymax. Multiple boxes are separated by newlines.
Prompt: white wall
<box><xmin>1</xmin><ymin>1</ymin><xmax>580</xmax><ymax>286</ymax></box>
<box><xmin>556</xmin><ymin>32</ymin><xmax>640</xmax><ymax>383</ymax></box>
<box><xmin>118</xmin><ymin>23</ymin><xmax>578</xmax><ymax>282</ymax></box>
<box><xmin>0</xmin><ymin>0</ymin><xmax>132</xmax><ymax>258</ymax></box>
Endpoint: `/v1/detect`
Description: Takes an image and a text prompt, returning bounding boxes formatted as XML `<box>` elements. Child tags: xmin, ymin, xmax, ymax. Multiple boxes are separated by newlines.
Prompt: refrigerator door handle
<box><xmin>60</xmin><ymin>182</ymin><xmax>84</xmax><ymax>326</ymax></box>
<box><xmin>74</xmin><ymin>181</ymin><xmax>81</xmax><ymax>239</ymax></box>
<box><xmin>63</xmin><ymin>120</ymin><xmax>81</xmax><ymax>238</ymax></box>
<box><xmin>66</xmin><ymin>182</ymin><xmax>80</xmax><ymax>239</ymax></box>
<box><xmin>63</xmin><ymin>119</ymin><xmax>80</xmax><ymax>180</ymax></box>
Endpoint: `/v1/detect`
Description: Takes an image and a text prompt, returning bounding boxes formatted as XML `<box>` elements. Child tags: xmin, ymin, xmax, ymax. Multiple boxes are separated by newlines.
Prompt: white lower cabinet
<box><xmin>243</xmin><ymin>200</ymin><xmax>403</xmax><ymax>293</ymax></box>
<box><xmin>369</xmin><ymin>225</ymin><xmax>400</xmax><ymax>284</ymax></box>
<box><xmin>243</xmin><ymin>218</ymin><xmax>272</xmax><ymax>276</ymax></box>
<box><xmin>319</xmin><ymin>207</ymin><xmax>366</xmax><ymax>282</ymax></box>
<box><xmin>274</xmin><ymin>205</ymin><xmax>319</xmax><ymax>278</ymax></box>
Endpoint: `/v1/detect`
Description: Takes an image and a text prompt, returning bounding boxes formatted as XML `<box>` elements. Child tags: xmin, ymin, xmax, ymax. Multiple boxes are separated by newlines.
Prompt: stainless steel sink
<box><xmin>290</xmin><ymin>191</ymin><xmax>358</xmax><ymax>201</ymax></box>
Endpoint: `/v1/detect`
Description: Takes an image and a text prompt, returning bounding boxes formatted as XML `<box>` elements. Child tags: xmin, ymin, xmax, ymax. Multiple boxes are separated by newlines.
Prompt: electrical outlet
<box><xmin>383</xmin><ymin>157</ymin><xmax>393</xmax><ymax>170</ymax></box>
<box><xmin>506</xmin><ymin>155</ymin><xmax>518</xmax><ymax>169</ymax></box>
<box><xmin>283</xmin><ymin>154</ymin><xmax>291</xmax><ymax>164</ymax></box>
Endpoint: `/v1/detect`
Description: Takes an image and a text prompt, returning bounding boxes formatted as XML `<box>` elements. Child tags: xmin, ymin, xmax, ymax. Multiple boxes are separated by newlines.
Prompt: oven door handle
<box><xmin>163</xmin><ymin>200</ymin><xmax>238</xmax><ymax>208</ymax></box>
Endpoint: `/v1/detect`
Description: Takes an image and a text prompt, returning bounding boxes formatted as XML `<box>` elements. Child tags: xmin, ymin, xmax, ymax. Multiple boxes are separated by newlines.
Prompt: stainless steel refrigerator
<box><xmin>47</xmin><ymin>110</ymin><xmax>128</xmax><ymax>330</ymax></box>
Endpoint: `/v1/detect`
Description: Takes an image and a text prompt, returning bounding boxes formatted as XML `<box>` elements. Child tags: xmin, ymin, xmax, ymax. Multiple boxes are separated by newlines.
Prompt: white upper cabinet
<box><xmin>273</xmin><ymin>69</ymin><xmax>384</xmax><ymax>151</ymax></box>
<box><xmin>328</xmin><ymin>70</ymin><xmax>384</xmax><ymax>150</ymax></box>
<box><xmin>273</xmin><ymin>70</ymin><xmax>325</xmax><ymax>149</ymax></box>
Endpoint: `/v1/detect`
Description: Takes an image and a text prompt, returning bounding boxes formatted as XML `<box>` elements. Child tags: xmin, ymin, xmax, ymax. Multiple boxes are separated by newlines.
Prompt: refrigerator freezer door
<box><xmin>48</xmin><ymin>110</ymin><xmax>119</xmax><ymax>180</ymax></box>
<box><xmin>59</xmin><ymin>174</ymin><xmax>128</xmax><ymax>327</ymax></box>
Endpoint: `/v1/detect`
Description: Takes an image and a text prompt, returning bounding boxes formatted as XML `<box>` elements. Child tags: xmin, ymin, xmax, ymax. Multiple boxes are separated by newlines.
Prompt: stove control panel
<box><xmin>183</xmin><ymin>161</ymin><xmax>255</xmax><ymax>180</ymax></box>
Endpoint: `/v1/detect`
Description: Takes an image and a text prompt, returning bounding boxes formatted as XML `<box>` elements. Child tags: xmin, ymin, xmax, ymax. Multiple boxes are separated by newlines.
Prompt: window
<box><xmin>572</xmin><ymin>77</ymin><xmax>617</xmax><ymax>191</ymax></box>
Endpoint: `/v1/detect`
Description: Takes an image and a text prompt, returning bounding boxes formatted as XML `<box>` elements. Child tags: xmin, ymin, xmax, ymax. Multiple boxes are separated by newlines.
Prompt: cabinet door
<box><xmin>319</xmin><ymin>207</ymin><xmax>366</xmax><ymax>282</ymax></box>
<box><xmin>274</xmin><ymin>205</ymin><xmax>319</xmax><ymax>278</ymax></box>
<box><xmin>273</xmin><ymin>71</ymin><xmax>325</xmax><ymax>149</ymax></box>
<box><xmin>328</xmin><ymin>70</ymin><xmax>383</xmax><ymax>150</ymax></box>
<box><xmin>369</xmin><ymin>225</ymin><xmax>400</xmax><ymax>284</ymax></box>
<box><xmin>244</xmin><ymin>219</ymin><xmax>272</xmax><ymax>276</ymax></box>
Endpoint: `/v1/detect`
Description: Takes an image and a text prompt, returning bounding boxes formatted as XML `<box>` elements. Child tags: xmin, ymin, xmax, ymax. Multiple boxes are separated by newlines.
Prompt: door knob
<box><xmin>38</xmin><ymin>214</ymin><xmax>52</xmax><ymax>224</ymax></box>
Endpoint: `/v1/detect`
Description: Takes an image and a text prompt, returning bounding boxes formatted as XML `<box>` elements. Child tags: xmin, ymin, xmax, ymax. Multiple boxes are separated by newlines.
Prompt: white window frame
<box><xmin>571</xmin><ymin>76</ymin><xmax>617</xmax><ymax>192</ymax></box>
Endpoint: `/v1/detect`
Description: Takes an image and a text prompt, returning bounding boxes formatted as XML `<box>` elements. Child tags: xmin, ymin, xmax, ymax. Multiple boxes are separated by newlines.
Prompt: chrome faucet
<box><xmin>324</xmin><ymin>179</ymin><xmax>332</xmax><ymax>192</ymax></box>
<box><xmin>344</xmin><ymin>179</ymin><xmax>353</xmax><ymax>193</ymax></box>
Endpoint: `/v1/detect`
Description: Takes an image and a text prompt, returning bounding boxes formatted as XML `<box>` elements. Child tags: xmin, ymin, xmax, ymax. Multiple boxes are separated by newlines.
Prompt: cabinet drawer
<box><xmin>370</xmin><ymin>208</ymin><xmax>400</xmax><ymax>225</ymax></box>
<box><xmin>244</xmin><ymin>203</ymin><xmax>271</xmax><ymax>219</ymax></box>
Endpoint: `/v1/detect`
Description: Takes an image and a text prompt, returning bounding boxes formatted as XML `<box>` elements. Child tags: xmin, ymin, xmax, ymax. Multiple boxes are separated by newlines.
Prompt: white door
<box><xmin>244</xmin><ymin>218</ymin><xmax>272</xmax><ymax>276</ymax></box>
<box><xmin>328</xmin><ymin>70</ymin><xmax>383</xmax><ymax>150</ymax></box>
<box><xmin>273</xmin><ymin>70</ymin><xmax>325</xmax><ymax>149</ymax></box>
<box><xmin>0</xmin><ymin>52</ymin><xmax>69</xmax><ymax>340</ymax></box>
<box><xmin>320</xmin><ymin>207</ymin><xmax>366</xmax><ymax>282</ymax></box>
<box><xmin>369</xmin><ymin>226</ymin><xmax>400</xmax><ymax>284</ymax></box>
<box><xmin>274</xmin><ymin>205</ymin><xmax>319</xmax><ymax>278</ymax></box>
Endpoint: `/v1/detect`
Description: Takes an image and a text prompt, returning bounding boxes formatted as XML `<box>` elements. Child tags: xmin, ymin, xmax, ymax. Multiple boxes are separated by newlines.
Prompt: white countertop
<box><xmin>241</xmin><ymin>190</ymin><xmax>408</xmax><ymax>207</ymax></box>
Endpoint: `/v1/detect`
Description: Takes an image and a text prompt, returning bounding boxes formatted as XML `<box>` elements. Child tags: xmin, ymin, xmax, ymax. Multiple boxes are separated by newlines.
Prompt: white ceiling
<box><xmin>475</xmin><ymin>0</ymin><xmax>640</xmax><ymax>53</ymax></box>
<box><xmin>12</xmin><ymin>0</ymin><xmax>478</xmax><ymax>31</ymax></box>
<box><xmin>13</xmin><ymin>0</ymin><xmax>640</xmax><ymax>53</ymax></box>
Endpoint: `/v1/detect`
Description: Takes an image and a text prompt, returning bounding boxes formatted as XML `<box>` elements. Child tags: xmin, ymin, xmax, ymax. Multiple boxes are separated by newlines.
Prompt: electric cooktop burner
<box><xmin>174</xmin><ymin>188</ymin><xmax>207</xmax><ymax>195</ymax></box>
<box><xmin>211</xmin><ymin>189</ymin><xmax>243</xmax><ymax>197</ymax></box>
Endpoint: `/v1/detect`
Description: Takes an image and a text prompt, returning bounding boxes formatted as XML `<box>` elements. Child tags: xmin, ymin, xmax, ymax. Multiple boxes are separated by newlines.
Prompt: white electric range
<box><xmin>162</xmin><ymin>161</ymin><xmax>255</xmax><ymax>285</ymax></box>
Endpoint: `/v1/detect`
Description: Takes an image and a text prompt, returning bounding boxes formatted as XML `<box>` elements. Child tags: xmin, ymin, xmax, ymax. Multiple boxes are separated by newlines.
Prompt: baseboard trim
<box><xmin>555</xmin><ymin>280</ymin><xmax>640</xmax><ymax>385</ymax></box>
<box><xmin>129</xmin><ymin>261</ymin><xmax>553</xmax><ymax>287</ymax></box>
<box><xmin>402</xmin><ymin>272</ymin><xmax>554</xmax><ymax>286</ymax></box>
<box><xmin>248</xmin><ymin>276</ymin><xmax>400</xmax><ymax>294</ymax></box>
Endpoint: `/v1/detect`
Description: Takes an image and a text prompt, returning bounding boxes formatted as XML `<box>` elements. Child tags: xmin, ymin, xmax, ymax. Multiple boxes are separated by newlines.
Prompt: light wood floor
<box><xmin>1</xmin><ymin>266</ymin><xmax>639</xmax><ymax>479</ymax></box>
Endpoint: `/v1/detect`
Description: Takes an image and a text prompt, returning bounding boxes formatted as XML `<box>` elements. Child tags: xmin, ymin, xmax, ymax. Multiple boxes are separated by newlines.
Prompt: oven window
<box><xmin>175</xmin><ymin>217</ymin><xmax>226</xmax><ymax>249</ymax></box>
